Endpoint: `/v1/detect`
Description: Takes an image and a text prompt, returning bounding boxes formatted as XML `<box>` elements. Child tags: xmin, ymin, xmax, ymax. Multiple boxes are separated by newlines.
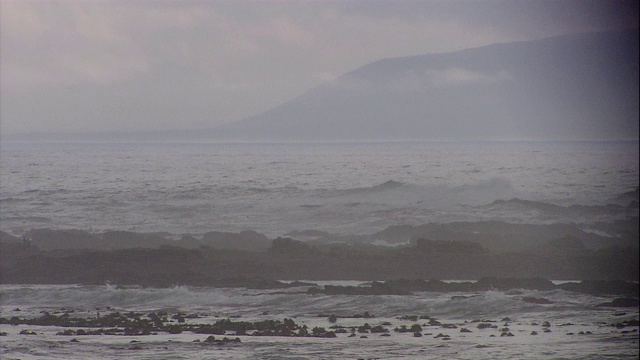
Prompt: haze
<box><xmin>1</xmin><ymin>0</ymin><xmax>638</xmax><ymax>138</ymax></box>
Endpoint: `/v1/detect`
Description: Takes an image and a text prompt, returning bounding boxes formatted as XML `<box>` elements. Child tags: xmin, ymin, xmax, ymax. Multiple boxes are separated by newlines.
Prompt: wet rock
<box><xmin>522</xmin><ymin>297</ymin><xmax>553</xmax><ymax>304</ymax></box>
<box><xmin>598</xmin><ymin>298</ymin><xmax>640</xmax><ymax>308</ymax></box>
<box><xmin>476</xmin><ymin>277</ymin><xmax>556</xmax><ymax>291</ymax></box>
<box><xmin>203</xmin><ymin>231</ymin><xmax>270</xmax><ymax>252</ymax></box>
<box><xmin>477</xmin><ymin>323</ymin><xmax>498</xmax><ymax>329</ymax></box>
<box><xmin>557</xmin><ymin>280</ymin><xmax>639</xmax><ymax>297</ymax></box>
<box><xmin>370</xmin><ymin>325</ymin><xmax>388</xmax><ymax>334</ymax></box>
<box><xmin>204</xmin><ymin>335</ymin><xmax>216</xmax><ymax>343</ymax></box>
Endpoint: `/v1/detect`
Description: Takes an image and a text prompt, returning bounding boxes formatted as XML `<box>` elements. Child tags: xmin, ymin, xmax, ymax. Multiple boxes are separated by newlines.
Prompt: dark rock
<box><xmin>598</xmin><ymin>298</ymin><xmax>640</xmax><ymax>308</ymax></box>
<box><xmin>557</xmin><ymin>280</ymin><xmax>639</xmax><ymax>296</ymax></box>
<box><xmin>522</xmin><ymin>297</ymin><xmax>553</xmax><ymax>304</ymax></box>
<box><xmin>477</xmin><ymin>277</ymin><xmax>556</xmax><ymax>291</ymax></box>
<box><xmin>477</xmin><ymin>323</ymin><xmax>497</xmax><ymax>329</ymax></box>
<box><xmin>269</xmin><ymin>237</ymin><xmax>317</xmax><ymax>255</ymax></box>
<box><xmin>202</xmin><ymin>231</ymin><xmax>270</xmax><ymax>252</ymax></box>
<box><xmin>415</xmin><ymin>238</ymin><xmax>485</xmax><ymax>254</ymax></box>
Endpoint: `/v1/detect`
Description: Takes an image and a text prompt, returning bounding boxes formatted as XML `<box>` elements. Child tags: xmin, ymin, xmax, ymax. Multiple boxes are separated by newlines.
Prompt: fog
<box><xmin>1</xmin><ymin>2</ymin><xmax>639</xmax><ymax>358</ymax></box>
<box><xmin>1</xmin><ymin>0</ymin><xmax>638</xmax><ymax>138</ymax></box>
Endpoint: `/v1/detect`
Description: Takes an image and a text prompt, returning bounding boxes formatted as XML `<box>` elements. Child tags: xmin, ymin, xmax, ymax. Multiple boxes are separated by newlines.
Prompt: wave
<box><xmin>324</xmin><ymin>177</ymin><xmax>518</xmax><ymax>205</ymax></box>
<box><xmin>333</xmin><ymin>180</ymin><xmax>406</xmax><ymax>197</ymax></box>
<box><xmin>481</xmin><ymin>197</ymin><xmax>635</xmax><ymax>220</ymax></box>
<box><xmin>0</xmin><ymin>285</ymin><xmax>620</xmax><ymax>321</ymax></box>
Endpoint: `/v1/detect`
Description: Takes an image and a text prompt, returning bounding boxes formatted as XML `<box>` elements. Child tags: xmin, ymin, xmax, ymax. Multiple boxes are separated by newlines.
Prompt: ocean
<box><xmin>0</xmin><ymin>282</ymin><xmax>638</xmax><ymax>359</ymax></box>
<box><xmin>1</xmin><ymin>141</ymin><xmax>637</xmax><ymax>237</ymax></box>
<box><xmin>0</xmin><ymin>140</ymin><xmax>638</xmax><ymax>359</ymax></box>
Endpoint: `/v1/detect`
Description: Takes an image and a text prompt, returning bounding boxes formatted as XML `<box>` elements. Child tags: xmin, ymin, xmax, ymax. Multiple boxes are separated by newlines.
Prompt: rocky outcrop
<box><xmin>534</xmin><ymin>234</ymin><xmax>588</xmax><ymax>256</ymax></box>
<box><xmin>26</xmin><ymin>229</ymin><xmax>102</xmax><ymax>250</ymax></box>
<box><xmin>306</xmin><ymin>278</ymin><xmax>638</xmax><ymax>296</ymax></box>
<box><xmin>597</xmin><ymin>298</ymin><xmax>640</xmax><ymax>307</ymax></box>
<box><xmin>415</xmin><ymin>238</ymin><xmax>485</xmax><ymax>254</ymax></box>
<box><xmin>269</xmin><ymin>237</ymin><xmax>318</xmax><ymax>255</ymax></box>
<box><xmin>0</xmin><ymin>231</ymin><xmax>21</xmax><ymax>244</ymax></box>
<box><xmin>201</xmin><ymin>231</ymin><xmax>270</xmax><ymax>252</ymax></box>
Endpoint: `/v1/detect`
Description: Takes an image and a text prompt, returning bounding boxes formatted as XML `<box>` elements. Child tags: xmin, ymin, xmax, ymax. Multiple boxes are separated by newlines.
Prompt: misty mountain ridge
<box><xmin>4</xmin><ymin>28</ymin><xmax>638</xmax><ymax>142</ymax></box>
<box><xmin>216</xmin><ymin>28</ymin><xmax>639</xmax><ymax>142</ymax></box>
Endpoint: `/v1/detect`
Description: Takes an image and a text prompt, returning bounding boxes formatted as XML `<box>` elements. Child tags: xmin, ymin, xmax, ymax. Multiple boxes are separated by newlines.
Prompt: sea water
<box><xmin>0</xmin><ymin>283</ymin><xmax>638</xmax><ymax>359</ymax></box>
<box><xmin>1</xmin><ymin>141</ymin><xmax>637</xmax><ymax>237</ymax></box>
<box><xmin>0</xmin><ymin>141</ymin><xmax>638</xmax><ymax>359</ymax></box>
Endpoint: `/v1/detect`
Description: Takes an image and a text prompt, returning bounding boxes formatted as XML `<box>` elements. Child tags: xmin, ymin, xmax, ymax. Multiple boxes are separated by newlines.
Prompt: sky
<box><xmin>1</xmin><ymin>0</ymin><xmax>638</xmax><ymax>135</ymax></box>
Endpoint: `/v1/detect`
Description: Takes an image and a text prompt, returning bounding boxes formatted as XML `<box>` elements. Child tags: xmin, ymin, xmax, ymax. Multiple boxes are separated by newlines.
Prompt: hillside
<box><xmin>216</xmin><ymin>29</ymin><xmax>639</xmax><ymax>141</ymax></box>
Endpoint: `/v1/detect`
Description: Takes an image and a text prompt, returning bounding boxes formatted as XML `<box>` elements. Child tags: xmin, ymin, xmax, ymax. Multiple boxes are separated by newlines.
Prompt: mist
<box><xmin>1</xmin><ymin>1</ymin><xmax>639</xmax><ymax>359</ymax></box>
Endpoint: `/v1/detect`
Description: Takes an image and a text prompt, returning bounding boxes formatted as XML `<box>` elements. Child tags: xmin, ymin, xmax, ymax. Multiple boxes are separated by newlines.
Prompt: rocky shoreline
<box><xmin>2</xmin><ymin>307</ymin><xmax>638</xmax><ymax>343</ymax></box>
<box><xmin>1</xmin><ymin>223</ymin><xmax>638</xmax><ymax>288</ymax></box>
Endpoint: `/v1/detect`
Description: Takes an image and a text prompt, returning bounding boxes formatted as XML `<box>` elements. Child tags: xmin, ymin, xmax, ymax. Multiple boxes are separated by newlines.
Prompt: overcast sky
<box><xmin>1</xmin><ymin>0</ymin><xmax>638</xmax><ymax>135</ymax></box>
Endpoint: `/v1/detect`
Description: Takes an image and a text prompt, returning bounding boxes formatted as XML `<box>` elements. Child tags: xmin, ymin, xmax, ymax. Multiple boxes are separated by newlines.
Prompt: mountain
<box><xmin>216</xmin><ymin>29</ymin><xmax>639</xmax><ymax>141</ymax></box>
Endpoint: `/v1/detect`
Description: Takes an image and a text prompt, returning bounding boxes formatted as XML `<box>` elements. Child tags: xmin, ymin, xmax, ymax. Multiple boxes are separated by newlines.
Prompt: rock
<box><xmin>477</xmin><ymin>323</ymin><xmax>497</xmax><ymax>329</ymax></box>
<box><xmin>522</xmin><ymin>296</ymin><xmax>553</xmax><ymax>305</ymax></box>
<box><xmin>415</xmin><ymin>238</ymin><xmax>485</xmax><ymax>254</ymax></box>
<box><xmin>0</xmin><ymin>231</ymin><xmax>22</xmax><ymax>244</ymax></box>
<box><xmin>202</xmin><ymin>231</ymin><xmax>270</xmax><ymax>252</ymax></box>
<box><xmin>476</xmin><ymin>277</ymin><xmax>556</xmax><ymax>291</ymax></box>
<box><xmin>177</xmin><ymin>235</ymin><xmax>201</xmax><ymax>249</ymax></box>
<box><xmin>598</xmin><ymin>298</ymin><xmax>640</xmax><ymax>307</ymax></box>
<box><xmin>269</xmin><ymin>237</ymin><xmax>317</xmax><ymax>255</ymax></box>
<box><xmin>26</xmin><ymin>229</ymin><xmax>102</xmax><ymax>250</ymax></box>
<box><xmin>535</xmin><ymin>234</ymin><xmax>588</xmax><ymax>255</ymax></box>
<box><xmin>557</xmin><ymin>280</ymin><xmax>639</xmax><ymax>296</ymax></box>
<box><xmin>530</xmin><ymin>331</ymin><xmax>538</xmax><ymax>335</ymax></box>
<box><xmin>204</xmin><ymin>335</ymin><xmax>216</xmax><ymax>343</ymax></box>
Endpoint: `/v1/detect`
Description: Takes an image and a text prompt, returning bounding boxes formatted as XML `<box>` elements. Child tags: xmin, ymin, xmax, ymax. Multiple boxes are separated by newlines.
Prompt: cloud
<box><xmin>1</xmin><ymin>0</ymin><xmax>637</xmax><ymax>134</ymax></box>
<box><xmin>428</xmin><ymin>68</ymin><xmax>511</xmax><ymax>87</ymax></box>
